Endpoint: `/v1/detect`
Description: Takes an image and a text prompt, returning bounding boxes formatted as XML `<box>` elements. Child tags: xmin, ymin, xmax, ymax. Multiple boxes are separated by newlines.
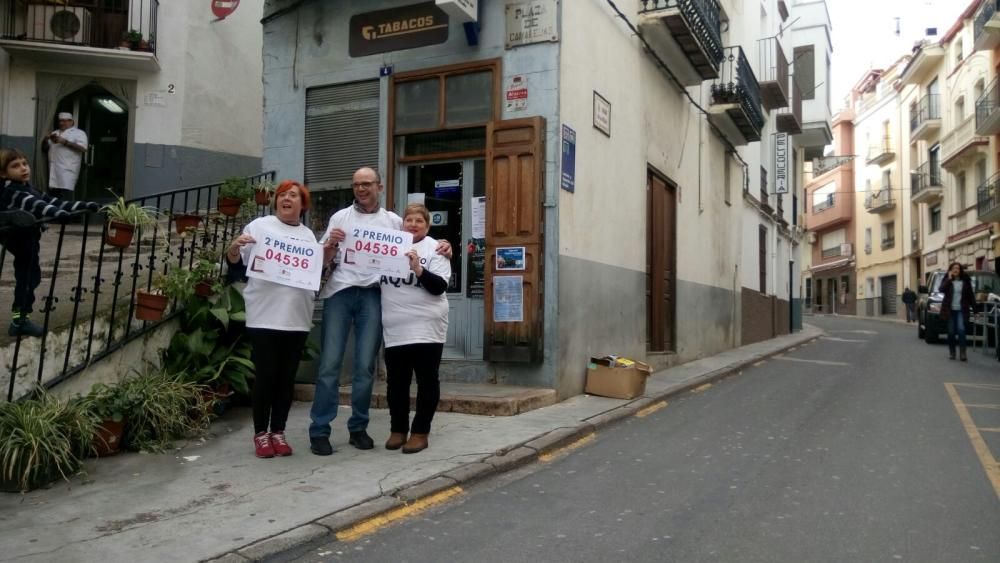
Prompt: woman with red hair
<box><xmin>226</xmin><ymin>180</ymin><xmax>336</xmax><ymax>458</ymax></box>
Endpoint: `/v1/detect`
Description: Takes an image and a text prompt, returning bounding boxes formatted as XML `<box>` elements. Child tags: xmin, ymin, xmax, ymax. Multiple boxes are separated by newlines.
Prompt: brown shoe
<box><xmin>401</xmin><ymin>433</ymin><xmax>429</xmax><ymax>454</ymax></box>
<box><xmin>385</xmin><ymin>432</ymin><xmax>407</xmax><ymax>450</ymax></box>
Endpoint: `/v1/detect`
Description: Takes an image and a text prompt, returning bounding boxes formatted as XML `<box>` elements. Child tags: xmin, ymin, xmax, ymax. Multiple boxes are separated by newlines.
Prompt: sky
<box><xmin>827</xmin><ymin>0</ymin><xmax>972</xmax><ymax>110</ymax></box>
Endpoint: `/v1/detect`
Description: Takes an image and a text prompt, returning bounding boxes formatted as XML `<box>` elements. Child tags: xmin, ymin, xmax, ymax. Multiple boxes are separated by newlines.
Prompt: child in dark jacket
<box><xmin>0</xmin><ymin>148</ymin><xmax>99</xmax><ymax>336</ymax></box>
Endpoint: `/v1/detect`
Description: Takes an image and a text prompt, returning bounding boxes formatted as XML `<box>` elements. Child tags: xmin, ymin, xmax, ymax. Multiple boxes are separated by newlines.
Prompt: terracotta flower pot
<box><xmin>93</xmin><ymin>419</ymin><xmax>124</xmax><ymax>457</ymax></box>
<box><xmin>104</xmin><ymin>220</ymin><xmax>135</xmax><ymax>248</ymax></box>
<box><xmin>195</xmin><ymin>280</ymin><xmax>215</xmax><ymax>297</ymax></box>
<box><xmin>135</xmin><ymin>291</ymin><xmax>168</xmax><ymax>321</ymax></box>
<box><xmin>254</xmin><ymin>190</ymin><xmax>271</xmax><ymax>206</ymax></box>
<box><xmin>173</xmin><ymin>213</ymin><xmax>201</xmax><ymax>234</ymax></box>
<box><xmin>218</xmin><ymin>197</ymin><xmax>242</xmax><ymax>217</ymax></box>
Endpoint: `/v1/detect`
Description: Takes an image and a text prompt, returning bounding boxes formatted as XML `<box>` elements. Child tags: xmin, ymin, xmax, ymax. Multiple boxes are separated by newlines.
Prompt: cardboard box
<box><xmin>584</xmin><ymin>357</ymin><xmax>653</xmax><ymax>399</ymax></box>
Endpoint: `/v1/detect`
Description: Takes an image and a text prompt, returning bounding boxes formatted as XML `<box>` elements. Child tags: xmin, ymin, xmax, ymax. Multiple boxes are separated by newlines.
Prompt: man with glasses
<box><xmin>308</xmin><ymin>166</ymin><xmax>451</xmax><ymax>456</ymax></box>
<box><xmin>44</xmin><ymin>112</ymin><xmax>88</xmax><ymax>200</ymax></box>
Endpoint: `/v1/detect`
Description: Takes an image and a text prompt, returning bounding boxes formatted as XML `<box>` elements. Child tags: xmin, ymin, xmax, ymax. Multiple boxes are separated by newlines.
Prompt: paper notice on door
<box><xmin>472</xmin><ymin>196</ymin><xmax>486</xmax><ymax>239</ymax></box>
<box><xmin>407</xmin><ymin>193</ymin><xmax>426</xmax><ymax>205</ymax></box>
<box><xmin>493</xmin><ymin>275</ymin><xmax>523</xmax><ymax>323</ymax></box>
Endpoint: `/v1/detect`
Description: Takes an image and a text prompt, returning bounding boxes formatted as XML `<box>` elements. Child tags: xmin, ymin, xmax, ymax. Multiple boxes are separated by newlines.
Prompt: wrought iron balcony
<box><xmin>866</xmin><ymin>136</ymin><xmax>895</xmax><ymax>165</ymax></box>
<box><xmin>974</xmin><ymin>0</ymin><xmax>1000</xmax><ymax>51</ymax></box>
<box><xmin>864</xmin><ymin>184</ymin><xmax>895</xmax><ymax>213</ymax></box>
<box><xmin>638</xmin><ymin>0</ymin><xmax>725</xmax><ymax>86</ymax></box>
<box><xmin>708</xmin><ymin>46</ymin><xmax>764</xmax><ymax>145</ymax></box>
<box><xmin>911</xmin><ymin>161</ymin><xmax>943</xmax><ymax>204</ymax></box>
<box><xmin>757</xmin><ymin>36</ymin><xmax>789</xmax><ymax>111</ymax></box>
<box><xmin>976</xmin><ymin>76</ymin><xmax>1000</xmax><ymax>135</ymax></box>
<box><xmin>942</xmin><ymin>115</ymin><xmax>988</xmax><ymax>171</ymax></box>
<box><xmin>909</xmin><ymin>94</ymin><xmax>941</xmax><ymax>142</ymax></box>
<box><xmin>0</xmin><ymin>0</ymin><xmax>159</xmax><ymax>71</ymax></box>
<box><xmin>776</xmin><ymin>76</ymin><xmax>802</xmax><ymax>134</ymax></box>
<box><xmin>977</xmin><ymin>171</ymin><xmax>1000</xmax><ymax>223</ymax></box>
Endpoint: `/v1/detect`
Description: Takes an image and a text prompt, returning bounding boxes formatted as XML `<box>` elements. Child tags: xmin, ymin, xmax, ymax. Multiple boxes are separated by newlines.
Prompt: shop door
<box><xmin>880</xmin><ymin>275</ymin><xmax>897</xmax><ymax>315</ymax></box>
<box><xmin>399</xmin><ymin>159</ymin><xmax>486</xmax><ymax>360</ymax></box>
<box><xmin>55</xmin><ymin>84</ymin><xmax>128</xmax><ymax>201</ymax></box>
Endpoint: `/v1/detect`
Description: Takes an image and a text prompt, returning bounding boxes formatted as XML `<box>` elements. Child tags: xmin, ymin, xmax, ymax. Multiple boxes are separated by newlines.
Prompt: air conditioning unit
<box><xmin>841</xmin><ymin>243</ymin><xmax>853</xmax><ymax>256</ymax></box>
<box><xmin>27</xmin><ymin>5</ymin><xmax>91</xmax><ymax>44</ymax></box>
<box><xmin>807</xmin><ymin>231</ymin><xmax>817</xmax><ymax>244</ymax></box>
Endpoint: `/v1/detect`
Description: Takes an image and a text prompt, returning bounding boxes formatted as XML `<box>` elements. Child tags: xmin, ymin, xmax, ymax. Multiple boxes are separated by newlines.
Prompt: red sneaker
<box><xmin>270</xmin><ymin>431</ymin><xmax>293</xmax><ymax>456</ymax></box>
<box><xmin>254</xmin><ymin>432</ymin><xmax>275</xmax><ymax>458</ymax></box>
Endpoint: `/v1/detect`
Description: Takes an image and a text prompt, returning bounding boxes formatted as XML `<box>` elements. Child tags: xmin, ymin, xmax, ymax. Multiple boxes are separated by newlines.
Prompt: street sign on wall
<box><xmin>505</xmin><ymin>0</ymin><xmax>559</xmax><ymax>49</ymax></box>
<box><xmin>775</xmin><ymin>132</ymin><xmax>788</xmax><ymax>194</ymax></box>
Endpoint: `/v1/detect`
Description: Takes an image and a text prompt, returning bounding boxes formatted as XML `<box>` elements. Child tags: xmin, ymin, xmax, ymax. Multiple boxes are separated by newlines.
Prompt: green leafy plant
<box><xmin>116</xmin><ymin>367</ymin><xmax>210</xmax><ymax>453</ymax></box>
<box><xmin>219</xmin><ymin>176</ymin><xmax>254</xmax><ymax>202</ymax></box>
<box><xmin>255</xmin><ymin>179</ymin><xmax>277</xmax><ymax>195</ymax></box>
<box><xmin>152</xmin><ymin>268</ymin><xmax>198</xmax><ymax>302</ymax></box>
<box><xmin>101</xmin><ymin>191</ymin><xmax>159</xmax><ymax>227</ymax></box>
<box><xmin>86</xmin><ymin>382</ymin><xmax>130</xmax><ymax>423</ymax></box>
<box><xmin>124</xmin><ymin>29</ymin><xmax>142</xmax><ymax>44</ymax></box>
<box><xmin>0</xmin><ymin>390</ymin><xmax>97</xmax><ymax>492</ymax></box>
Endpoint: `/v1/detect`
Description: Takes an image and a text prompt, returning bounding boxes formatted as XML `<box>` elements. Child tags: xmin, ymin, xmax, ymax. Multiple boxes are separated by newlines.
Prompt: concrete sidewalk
<box><xmin>0</xmin><ymin>325</ymin><xmax>822</xmax><ymax>563</ymax></box>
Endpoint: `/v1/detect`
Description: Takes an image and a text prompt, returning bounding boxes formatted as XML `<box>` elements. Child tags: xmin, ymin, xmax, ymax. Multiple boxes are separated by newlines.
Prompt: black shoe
<box><xmin>349</xmin><ymin>430</ymin><xmax>374</xmax><ymax>450</ymax></box>
<box><xmin>309</xmin><ymin>436</ymin><xmax>333</xmax><ymax>456</ymax></box>
<box><xmin>0</xmin><ymin>209</ymin><xmax>36</xmax><ymax>230</ymax></box>
<box><xmin>8</xmin><ymin>318</ymin><xmax>44</xmax><ymax>337</ymax></box>
<box><xmin>960</xmin><ymin>351</ymin><xmax>968</xmax><ymax>362</ymax></box>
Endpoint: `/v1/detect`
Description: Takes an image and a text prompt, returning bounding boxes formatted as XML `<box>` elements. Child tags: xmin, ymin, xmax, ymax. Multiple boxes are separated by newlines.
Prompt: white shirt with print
<box><xmin>380</xmin><ymin>236</ymin><xmax>451</xmax><ymax>348</ymax></box>
<box><xmin>317</xmin><ymin>206</ymin><xmax>402</xmax><ymax>299</ymax></box>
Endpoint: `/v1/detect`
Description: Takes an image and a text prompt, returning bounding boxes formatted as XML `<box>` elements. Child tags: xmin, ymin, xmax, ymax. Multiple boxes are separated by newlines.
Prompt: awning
<box><xmin>809</xmin><ymin>257</ymin><xmax>852</xmax><ymax>274</ymax></box>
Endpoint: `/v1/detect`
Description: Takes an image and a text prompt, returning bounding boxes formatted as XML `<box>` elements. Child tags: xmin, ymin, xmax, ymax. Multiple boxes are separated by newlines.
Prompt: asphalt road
<box><xmin>285</xmin><ymin>316</ymin><xmax>1000</xmax><ymax>563</ymax></box>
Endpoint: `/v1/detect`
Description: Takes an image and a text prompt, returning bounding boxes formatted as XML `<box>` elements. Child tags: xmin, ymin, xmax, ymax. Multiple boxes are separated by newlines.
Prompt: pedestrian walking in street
<box><xmin>381</xmin><ymin>204</ymin><xmax>450</xmax><ymax>454</ymax></box>
<box><xmin>0</xmin><ymin>148</ymin><xmax>98</xmax><ymax>337</ymax></box>
<box><xmin>226</xmin><ymin>180</ymin><xmax>336</xmax><ymax>458</ymax></box>
<box><xmin>308</xmin><ymin>167</ymin><xmax>452</xmax><ymax>456</ymax></box>
<box><xmin>902</xmin><ymin>287</ymin><xmax>917</xmax><ymax>323</ymax></box>
<box><xmin>42</xmin><ymin>112</ymin><xmax>88</xmax><ymax>200</ymax></box>
<box><xmin>940</xmin><ymin>262</ymin><xmax>975</xmax><ymax>362</ymax></box>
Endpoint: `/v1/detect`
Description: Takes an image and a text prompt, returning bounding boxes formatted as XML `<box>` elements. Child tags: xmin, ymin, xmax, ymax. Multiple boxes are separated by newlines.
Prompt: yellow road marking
<box><xmin>981</xmin><ymin>427</ymin><xmax>1000</xmax><ymax>433</ymax></box>
<box><xmin>962</xmin><ymin>404</ymin><xmax>1000</xmax><ymax>410</ymax></box>
<box><xmin>635</xmin><ymin>401</ymin><xmax>667</xmax><ymax>418</ymax></box>
<box><xmin>944</xmin><ymin>383</ymin><xmax>1000</xmax><ymax>501</ymax></box>
<box><xmin>752</xmin><ymin>361</ymin><xmax>766</xmax><ymax>367</ymax></box>
<box><xmin>335</xmin><ymin>487</ymin><xmax>463</xmax><ymax>542</ymax></box>
<box><xmin>538</xmin><ymin>433</ymin><xmax>596</xmax><ymax>463</ymax></box>
<box><xmin>691</xmin><ymin>383</ymin><xmax>713</xmax><ymax>393</ymax></box>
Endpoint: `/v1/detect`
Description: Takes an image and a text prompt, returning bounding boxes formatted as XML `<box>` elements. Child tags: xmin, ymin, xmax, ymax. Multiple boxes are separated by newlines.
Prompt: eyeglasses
<box><xmin>352</xmin><ymin>181</ymin><xmax>378</xmax><ymax>189</ymax></box>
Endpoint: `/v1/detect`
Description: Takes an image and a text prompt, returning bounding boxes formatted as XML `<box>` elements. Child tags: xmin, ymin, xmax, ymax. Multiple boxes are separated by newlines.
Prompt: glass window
<box><xmin>445</xmin><ymin>71</ymin><xmax>493</xmax><ymax>127</ymax></box>
<box><xmin>930</xmin><ymin>205</ymin><xmax>941</xmax><ymax>232</ymax></box>
<box><xmin>395</xmin><ymin>79</ymin><xmax>440</xmax><ymax>132</ymax></box>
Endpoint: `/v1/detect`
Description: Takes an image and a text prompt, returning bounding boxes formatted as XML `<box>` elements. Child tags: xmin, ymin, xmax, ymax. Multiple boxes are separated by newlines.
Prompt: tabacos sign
<box><xmin>349</xmin><ymin>2</ymin><xmax>450</xmax><ymax>58</ymax></box>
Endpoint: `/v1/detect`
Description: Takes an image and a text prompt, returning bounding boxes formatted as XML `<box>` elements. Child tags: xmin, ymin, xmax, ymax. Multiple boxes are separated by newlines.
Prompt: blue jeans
<box><xmin>309</xmin><ymin>286</ymin><xmax>382</xmax><ymax>438</ymax></box>
<box><xmin>947</xmin><ymin>311</ymin><xmax>967</xmax><ymax>355</ymax></box>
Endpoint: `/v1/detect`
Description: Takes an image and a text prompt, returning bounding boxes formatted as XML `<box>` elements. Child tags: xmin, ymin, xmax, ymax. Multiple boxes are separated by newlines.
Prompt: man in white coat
<box><xmin>45</xmin><ymin>112</ymin><xmax>88</xmax><ymax>200</ymax></box>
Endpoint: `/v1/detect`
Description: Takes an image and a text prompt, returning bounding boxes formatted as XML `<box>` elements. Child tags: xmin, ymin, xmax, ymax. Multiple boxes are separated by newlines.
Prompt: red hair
<box><xmin>275</xmin><ymin>179</ymin><xmax>310</xmax><ymax>211</ymax></box>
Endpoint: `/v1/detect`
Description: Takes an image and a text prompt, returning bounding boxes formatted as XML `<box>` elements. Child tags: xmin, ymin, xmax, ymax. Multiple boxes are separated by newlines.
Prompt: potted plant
<box><xmin>254</xmin><ymin>179</ymin><xmax>276</xmax><ymax>206</ymax></box>
<box><xmin>124</xmin><ymin>29</ymin><xmax>142</xmax><ymax>50</ymax></box>
<box><xmin>218</xmin><ymin>177</ymin><xmax>253</xmax><ymax>217</ymax></box>
<box><xmin>134</xmin><ymin>272</ymin><xmax>175</xmax><ymax>321</ymax></box>
<box><xmin>116</xmin><ymin>367</ymin><xmax>210</xmax><ymax>452</ymax></box>
<box><xmin>172</xmin><ymin>211</ymin><xmax>202</xmax><ymax>234</ymax></box>
<box><xmin>101</xmin><ymin>192</ymin><xmax>159</xmax><ymax>248</ymax></box>
<box><xmin>85</xmin><ymin>382</ymin><xmax>130</xmax><ymax>457</ymax></box>
<box><xmin>192</xmin><ymin>249</ymin><xmax>222</xmax><ymax>297</ymax></box>
<box><xmin>0</xmin><ymin>390</ymin><xmax>96</xmax><ymax>492</ymax></box>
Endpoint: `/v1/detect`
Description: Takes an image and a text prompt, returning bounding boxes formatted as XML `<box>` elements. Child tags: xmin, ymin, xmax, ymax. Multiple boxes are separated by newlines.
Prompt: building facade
<box><xmin>261</xmin><ymin>0</ymin><xmax>831</xmax><ymax>397</ymax></box>
<box><xmin>972</xmin><ymin>0</ymin><xmax>1000</xmax><ymax>268</ymax></box>
<box><xmin>0</xmin><ymin>0</ymin><xmax>264</xmax><ymax>199</ymax></box>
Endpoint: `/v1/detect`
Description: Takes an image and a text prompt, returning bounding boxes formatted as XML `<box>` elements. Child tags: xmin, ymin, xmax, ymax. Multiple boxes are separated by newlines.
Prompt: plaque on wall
<box><xmin>349</xmin><ymin>2</ymin><xmax>450</xmax><ymax>58</ymax></box>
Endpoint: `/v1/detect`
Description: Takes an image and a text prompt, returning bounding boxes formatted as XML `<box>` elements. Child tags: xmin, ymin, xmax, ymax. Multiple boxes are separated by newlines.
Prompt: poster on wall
<box><xmin>467</xmin><ymin>237</ymin><xmax>486</xmax><ymax>298</ymax></box>
<box><xmin>471</xmin><ymin>196</ymin><xmax>486</xmax><ymax>238</ymax></box>
<box><xmin>561</xmin><ymin>124</ymin><xmax>576</xmax><ymax>192</ymax></box>
<box><xmin>493</xmin><ymin>275</ymin><xmax>524</xmax><ymax>322</ymax></box>
<box><xmin>496</xmin><ymin>247</ymin><xmax>526</xmax><ymax>271</ymax></box>
<box><xmin>505</xmin><ymin>75</ymin><xmax>529</xmax><ymax>112</ymax></box>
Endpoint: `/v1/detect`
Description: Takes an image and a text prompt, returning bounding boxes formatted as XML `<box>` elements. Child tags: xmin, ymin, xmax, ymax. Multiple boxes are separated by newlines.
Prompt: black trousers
<box><xmin>385</xmin><ymin>342</ymin><xmax>443</xmax><ymax>435</ymax></box>
<box><xmin>247</xmin><ymin>328</ymin><xmax>308</xmax><ymax>434</ymax></box>
<box><xmin>1</xmin><ymin>227</ymin><xmax>41</xmax><ymax>315</ymax></box>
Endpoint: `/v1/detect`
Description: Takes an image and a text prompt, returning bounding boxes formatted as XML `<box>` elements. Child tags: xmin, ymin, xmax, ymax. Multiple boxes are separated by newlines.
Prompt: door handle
<box><xmin>86</xmin><ymin>144</ymin><xmax>94</xmax><ymax>167</ymax></box>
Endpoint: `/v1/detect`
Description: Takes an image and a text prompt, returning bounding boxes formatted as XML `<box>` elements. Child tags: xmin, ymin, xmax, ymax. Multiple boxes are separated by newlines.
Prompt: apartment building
<box><xmin>972</xmin><ymin>0</ymin><xmax>1000</xmax><ymax>267</ymax></box>
<box><xmin>260</xmin><ymin>0</ymin><xmax>831</xmax><ymax>397</ymax></box>
<box><xmin>802</xmin><ymin>112</ymin><xmax>855</xmax><ymax>315</ymax></box>
<box><xmin>0</xmin><ymin>0</ymin><xmax>263</xmax><ymax>199</ymax></box>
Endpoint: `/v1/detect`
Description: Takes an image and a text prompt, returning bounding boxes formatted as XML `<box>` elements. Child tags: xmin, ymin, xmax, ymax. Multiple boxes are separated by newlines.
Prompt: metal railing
<box><xmin>639</xmin><ymin>0</ymin><xmax>724</xmax><ymax>65</ymax></box>
<box><xmin>756</xmin><ymin>36</ymin><xmax>789</xmax><ymax>105</ymax></box>
<box><xmin>909</xmin><ymin>94</ymin><xmax>941</xmax><ymax>133</ymax></box>
<box><xmin>977</xmin><ymin>170</ymin><xmax>1000</xmax><ymax>218</ymax></box>
<box><xmin>880</xmin><ymin>236</ymin><xmax>895</xmax><ymax>249</ymax></box>
<box><xmin>975</xmin><ymin>0</ymin><xmax>1000</xmax><ymax>45</ymax></box>
<box><xmin>1</xmin><ymin>0</ymin><xmax>159</xmax><ymax>54</ymax></box>
<box><xmin>866</xmin><ymin>136</ymin><xmax>893</xmax><ymax>162</ymax></box>
<box><xmin>911</xmin><ymin>160</ymin><xmax>942</xmax><ymax>199</ymax></box>
<box><xmin>864</xmin><ymin>184</ymin><xmax>894</xmax><ymax>210</ymax></box>
<box><xmin>976</xmin><ymin>76</ymin><xmax>1000</xmax><ymax>131</ymax></box>
<box><xmin>821</xmin><ymin>246</ymin><xmax>842</xmax><ymax>259</ymax></box>
<box><xmin>711</xmin><ymin>46</ymin><xmax>766</xmax><ymax>132</ymax></box>
<box><xmin>776</xmin><ymin>76</ymin><xmax>803</xmax><ymax>131</ymax></box>
<box><xmin>2</xmin><ymin>172</ymin><xmax>275</xmax><ymax>402</ymax></box>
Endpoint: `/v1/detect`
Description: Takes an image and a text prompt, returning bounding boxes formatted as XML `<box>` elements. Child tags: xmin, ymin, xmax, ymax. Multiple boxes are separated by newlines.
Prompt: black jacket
<box><xmin>940</xmin><ymin>275</ymin><xmax>976</xmax><ymax>324</ymax></box>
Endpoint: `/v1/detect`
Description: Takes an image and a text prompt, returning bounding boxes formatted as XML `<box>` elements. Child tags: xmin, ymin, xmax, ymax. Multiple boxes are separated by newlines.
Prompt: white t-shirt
<box><xmin>239</xmin><ymin>215</ymin><xmax>318</xmax><ymax>332</ymax></box>
<box><xmin>48</xmin><ymin>127</ymin><xmax>88</xmax><ymax>191</ymax></box>
<box><xmin>380</xmin><ymin>236</ymin><xmax>451</xmax><ymax>348</ymax></box>
<box><xmin>317</xmin><ymin>205</ymin><xmax>402</xmax><ymax>299</ymax></box>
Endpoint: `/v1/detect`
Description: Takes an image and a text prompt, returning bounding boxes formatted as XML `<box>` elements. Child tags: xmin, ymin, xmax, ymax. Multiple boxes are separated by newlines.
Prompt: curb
<box><xmin>204</xmin><ymin>329</ymin><xmax>822</xmax><ymax>562</ymax></box>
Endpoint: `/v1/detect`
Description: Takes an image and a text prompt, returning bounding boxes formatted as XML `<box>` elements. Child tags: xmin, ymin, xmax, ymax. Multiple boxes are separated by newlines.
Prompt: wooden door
<box><xmin>484</xmin><ymin>117</ymin><xmax>545</xmax><ymax>362</ymax></box>
<box><xmin>647</xmin><ymin>172</ymin><xmax>676</xmax><ymax>352</ymax></box>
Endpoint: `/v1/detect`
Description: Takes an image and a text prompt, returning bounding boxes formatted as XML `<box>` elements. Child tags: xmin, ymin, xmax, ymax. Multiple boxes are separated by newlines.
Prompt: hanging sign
<box><xmin>342</xmin><ymin>225</ymin><xmax>414</xmax><ymax>277</ymax></box>
<box><xmin>349</xmin><ymin>2</ymin><xmax>450</xmax><ymax>58</ymax></box>
<box><xmin>775</xmin><ymin>132</ymin><xmax>789</xmax><ymax>194</ymax></box>
<box><xmin>211</xmin><ymin>0</ymin><xmax>240</xmax><ymax>19</ymax></box>
<box><xmin>436</xmin><ymin>0</ymin><xmax>477</xmax><ymax>22</ymax></box>
<box><xmin>246</xmin><ymin>230</ymin><xmax>323</xmax><ymax>291</ymax></box>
